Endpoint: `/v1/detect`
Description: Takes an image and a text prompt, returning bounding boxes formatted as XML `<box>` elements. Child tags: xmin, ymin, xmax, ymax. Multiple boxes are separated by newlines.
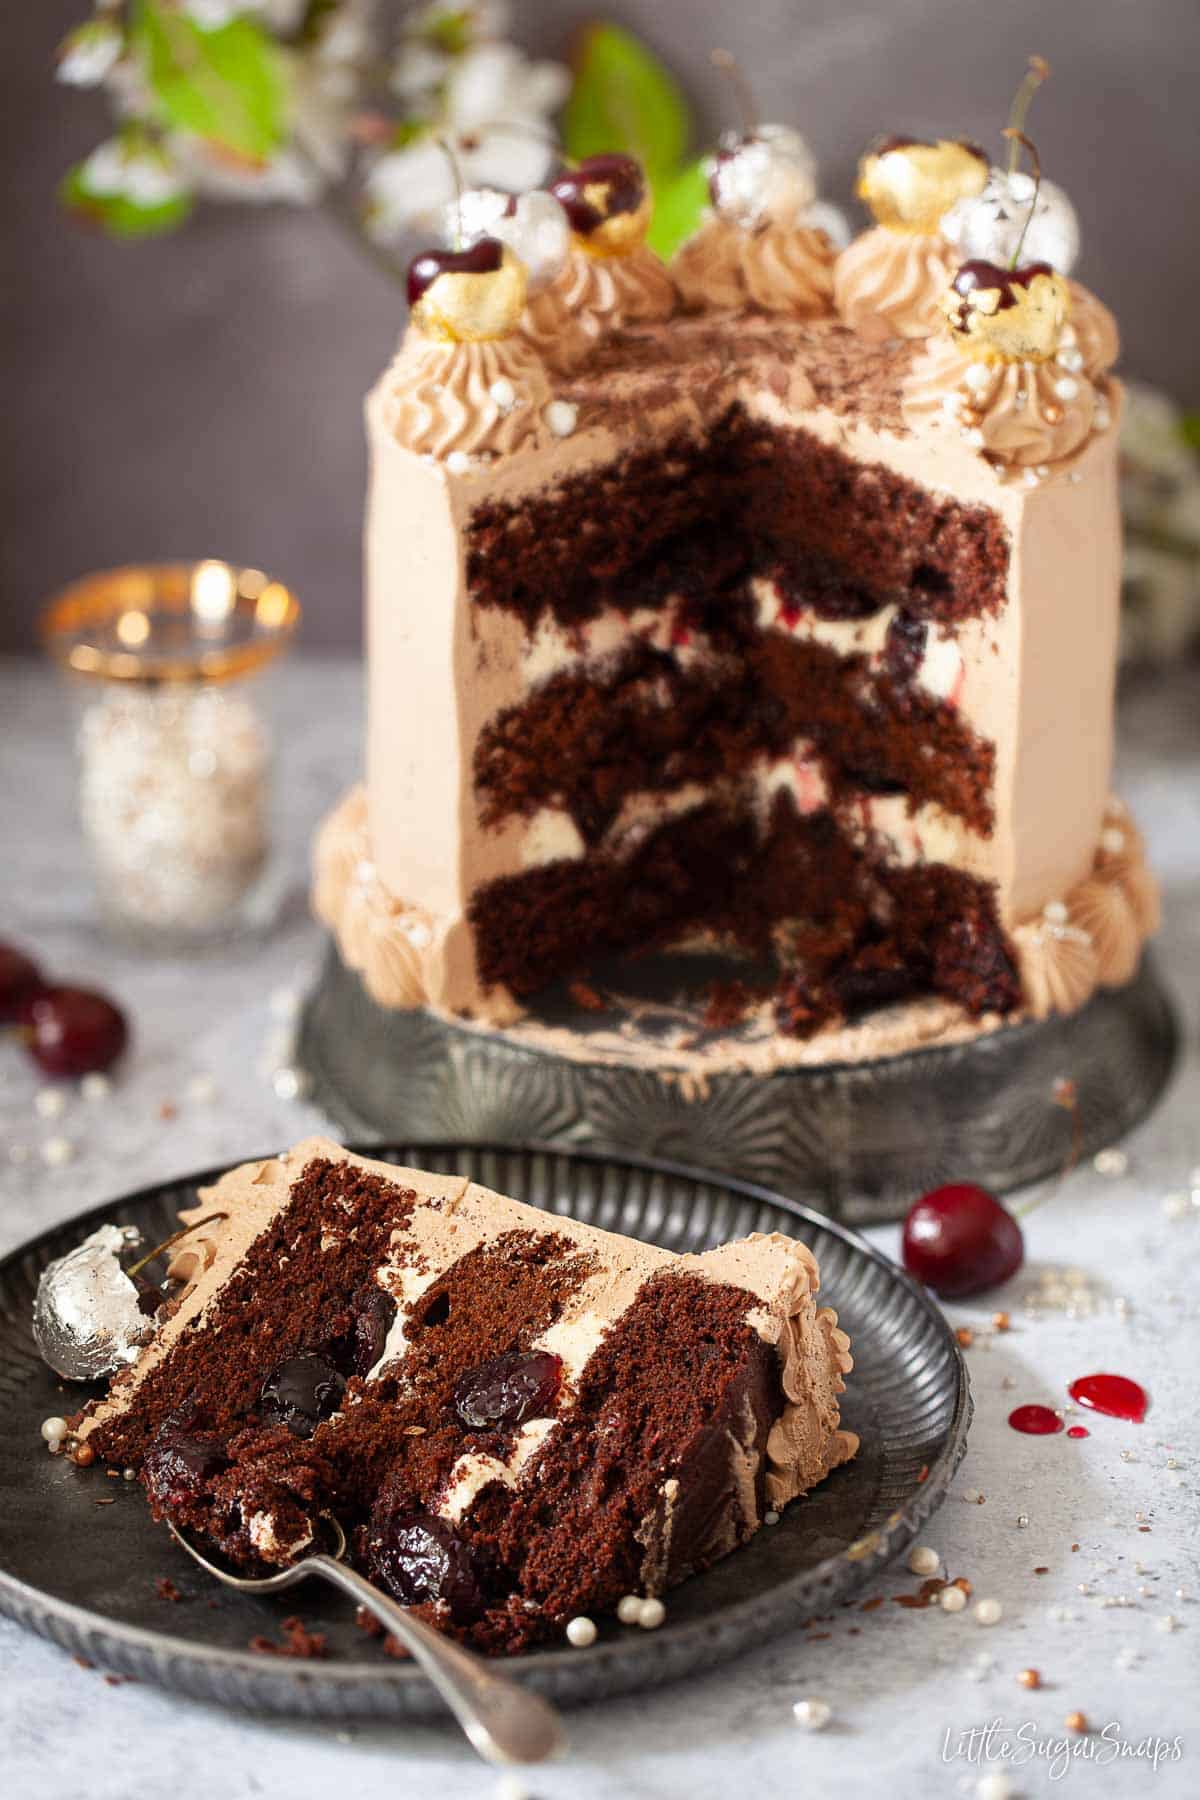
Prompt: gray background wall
<box><xmin>3</xmin><ymin>0</ymin><xmax>1197</xmax><ymax>651</ymax></box>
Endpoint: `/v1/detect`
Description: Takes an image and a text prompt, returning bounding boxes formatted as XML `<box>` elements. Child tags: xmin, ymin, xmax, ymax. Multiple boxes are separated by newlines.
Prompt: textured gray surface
<box><xmin>0</xmin><ymin>654</ymin><xmax>1198</xmax><ymax>1796</ymax></box>
<box><xmin>4</xmin><ymin>0</ymin><xmax>1200</xmax><ymax>651</ymax></box>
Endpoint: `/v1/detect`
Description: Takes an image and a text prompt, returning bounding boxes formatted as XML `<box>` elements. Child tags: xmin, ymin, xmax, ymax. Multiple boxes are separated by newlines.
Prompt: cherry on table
<box><xmin>901</xmin><ymin>1182</ymin><xmax>1024</xmax><ymax>1298</ymax></box>
<box><xmin>0</xmin><ymin>943</ymin><xmax>45</xmax><ymax>1023</ymax></box>
<box><xmin>22</xmin><ymin>985</ymin><xmax>128</xmax><ymax>1078</ymax></box>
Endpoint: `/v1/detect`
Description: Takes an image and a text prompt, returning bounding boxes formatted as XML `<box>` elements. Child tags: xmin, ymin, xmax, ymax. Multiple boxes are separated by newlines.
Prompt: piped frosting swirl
<box><xmin>380</xmin><ymin>331</ymin><xmax>552</xmax><ymax>458</ymax></box>
<box><xmin>521</xmin><ymin>244</ymin><xmax>676</xmax><ymax>373</ymax></box>
<box><xmin>902</xmin><ymin>330</ymin><xmax>1099</xmax><ymax>470</ymax></box>
<box><xmin>1012</xmin><ymin>800</ymin><xmax>1159</xmax><ymax>1018</ymax></box>
<box><xmin>833</xmin><ymin>226</ymin><xmax>957</xmax><ymax>341</ymax></box>
<box><xmin>673</xmin><ymin>217</ymin><xmax>836</xmax><ymax>318</ymax></box>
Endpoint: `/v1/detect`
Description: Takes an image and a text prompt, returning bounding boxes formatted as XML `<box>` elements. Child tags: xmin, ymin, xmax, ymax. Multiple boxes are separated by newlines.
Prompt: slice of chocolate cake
<box><xmin>75</xmin><ymin>1139</ymin><xmax>856</xmax><ymax>1652</ymax></box>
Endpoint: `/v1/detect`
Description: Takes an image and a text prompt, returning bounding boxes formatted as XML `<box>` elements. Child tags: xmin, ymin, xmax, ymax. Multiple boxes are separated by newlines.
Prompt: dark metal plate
<box><xmin>0</xmin><ymin>1144</ymin><xmax>969</xmax><ymax>1719</ymax></box>
<box><xmin>299</xmin><ymin>949</ymin><xmax>1179</xmax><ymax>1224</ymax></box>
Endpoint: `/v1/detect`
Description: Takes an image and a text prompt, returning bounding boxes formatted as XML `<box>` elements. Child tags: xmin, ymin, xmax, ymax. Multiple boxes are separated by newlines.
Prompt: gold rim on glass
<box><xmin>40</xmin><ymin>562</ymin><xmax>301</xmax><ymax>685</ymax></box>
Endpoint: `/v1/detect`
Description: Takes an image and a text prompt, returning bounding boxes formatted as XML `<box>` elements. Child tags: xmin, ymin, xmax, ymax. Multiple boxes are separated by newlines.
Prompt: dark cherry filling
<box><xmin>453</xmin><ymin>1350</ymin><xmax>564</xmax><ymax>1431</ymax></box>
<box><xmin>551</xmin><ymin>153</ymin><xmax>644</xmax><ymax>234</ymax></box>
<box><xmin>331</xmin><ymin>1285</ymin><xmax>398</xmax><ymax>1379</ymax></box>
<box><xmin>884</xmin><ymin>611</ymin><xmax>927</xmax><ymax>686</ymax></box>
<box><xmin>369</xmin><ymin>1511</ymin><xmax>486</xmax><ymax>1621</ymax></box>
<box><xmin>406</xmin><ymin>237</ymin><xmax>504</xmax><ymax>306</ymax></box>
<box><xmin>260</xmin><ymin>1355</ymin><xmax>346</xmax><ymax>1440</ymax></box>
<box><xmin>144</xmin><ymin>1411</ymin><xmax>231</xmax><ymax>1506</ymax></box>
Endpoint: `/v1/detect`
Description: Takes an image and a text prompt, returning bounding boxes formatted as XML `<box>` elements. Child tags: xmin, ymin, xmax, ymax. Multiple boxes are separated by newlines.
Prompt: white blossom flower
<box><xmin>184</xmin><ymin>0</ymin><xmax>254</xmax><ymax>30</ymax></box>
<box><xmin>368</xmin><ymin>43</ymin><xmax>568</xmax><ymax>241</ymax></box>
<box><xmin>57</xmin><ymin>21</ymin><xmax>123</xmax><ymax>89</ymax></box>
<box><xmin>78</xmin><ymin>138</ymin><xmax>188</xmax><ymax>209</ymax></box>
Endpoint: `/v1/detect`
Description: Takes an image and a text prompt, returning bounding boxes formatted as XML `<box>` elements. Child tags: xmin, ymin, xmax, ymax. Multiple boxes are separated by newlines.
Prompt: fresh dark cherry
<box><xmin>144</xmin><ymin>1426</ymin><xmax>230</xmax><ymax>1505</ymax></box>
<box><xmin>22</xmin><ymin>985</ymin><xmax>128</xmax><ymax>1077</ymax></box>
<box><xmin>902</xmin><ymin>1183</ymin><xmax>1024</xmax><ymax>1298</ymax></box>
<box><xmin>406</xmin><ymin>237</ymin><xmax>503</xmax><ymax>307</ymax></box>
<box><xmin>550</xmin><ymin>153</ymin><xmax>644</xmax><ymax>235</ymax></box>
<box><xmin>453</xmin><ymin>1349</ymin><xmax>563</xmax><ymax>1432</ymax></box>
<box><xmin>884</xmin><ymin>611</ymin><xmax>927</xmax><ymax>686</ymax></box>
<box><xmin>0</xmin><ymin>944</ymin><xmax>45</xmax><ymax>1023</ymax></box>
<box><xmin>260</xmin><ymin>1355</ymin><xmax>346</xmax><ymax>1439</ymax></box>
<box><xmin>371</xmin><ymin>1512</ymin><xmax>485</xmax><ymax>1621</ymax></box>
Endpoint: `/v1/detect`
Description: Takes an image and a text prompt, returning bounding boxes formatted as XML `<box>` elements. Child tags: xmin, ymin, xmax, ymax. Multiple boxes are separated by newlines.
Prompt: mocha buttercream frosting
<box><xmin>833</xmin><ymin>225</ymin><xmax>958</xmax><ymax>341</ymax></box>
<box><xmin>380</xmin><ymin>330</ymin><xmax>552</xmax><ymax>458</ymax></box>
<box><xmin>902</xmin><ymin>330</ymin><xmax>1101</xmax><ymax>470</ymax></box>
<box><xmin>1066</xmin><ymin>280</ymin><xmax>1120</xmax><ymax>380</ymax></box>
<box><xmin>1012</xmin><ymin>800</ymin><xmax>1160</xmax><ymax>1018</ymax></box>
<box><xmin>521</xmin><ymin>244</ymin><xmax>677</xmax><ymax>373</ymax></box>
<box><xmin>673</xmin><ymin>216</ymin><xmax>836</xmax><ymax>318</ymax></box>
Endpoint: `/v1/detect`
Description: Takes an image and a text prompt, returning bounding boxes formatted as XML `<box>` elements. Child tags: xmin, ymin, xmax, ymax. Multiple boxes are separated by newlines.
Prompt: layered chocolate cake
<box><xmin>73</xmin><ymin>1139</ymin><xmax>856</xmax><ymax>1650</ymax></box>
<box><xmin>314</xmin><ymin>128</ymin><xmax>1158</xmax><ymax>1057</ymax></box>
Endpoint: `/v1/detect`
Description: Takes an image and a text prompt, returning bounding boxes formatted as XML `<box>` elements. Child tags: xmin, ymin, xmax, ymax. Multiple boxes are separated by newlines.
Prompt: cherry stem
<box><xmin>711</xmin><ymin>47</ymin><xmax>758</xmax><ymax>139</ymax></box>
<box><xmin>1002</xmin><ymin>127</ymin><xmax>1042</xmax><ymax>268</ymax></box>
<box><xmin>436</xmin><ymin>135</ymin><xmax>465</xmax><ymax>248</ymax></box>
<box><xmin>125</xmin><ymin>1212</ymin><xmax>227</xmax><ymax>1282</ymax></box>
<box><xmin>1006</xmin><ymin>55</ymin><xmax>1050</xmax><ymax>174</ymax></box>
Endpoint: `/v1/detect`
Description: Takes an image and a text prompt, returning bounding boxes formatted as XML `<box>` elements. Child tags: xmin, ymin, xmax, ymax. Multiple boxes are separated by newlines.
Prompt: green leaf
<box><xmin>647</xmin><ymin>156</ymin><xmax>708</xmax><ymax>259</ymax></box>
<box><xmin>133</xmin><ymin>1</ymin><xmax>288</xmax><ymax>162</ymax></box>
<box><xmin>1180</xmin><ymin>412</ymin><xmax>1200</xmax><ymax>454</ymax></box>
<box><xmin>60</xmin><ymin>163</ymin><xmax>191</xmax><ymax>239</ymax></box>
<box><xmin>563</xmin><ymin>22</ymin><xmax>690</xmax><ymax>183</ymax></box>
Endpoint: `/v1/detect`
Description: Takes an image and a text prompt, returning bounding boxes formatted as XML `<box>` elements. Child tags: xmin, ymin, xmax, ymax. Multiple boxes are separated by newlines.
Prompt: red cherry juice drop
<box><xmin>1067</xmin><ymin>1372</ymin><xmax>1148</xmax><ymax>1423</ymax></box>
<box><xmin>1008</xmin><ymin>1403</ymin><xmax>1063</xmax><ymax>1435</ymax></box>
<box><xmin>1067</xmin><ymin>1425</ymin><xmax>1090</xmax><ymax>1439</ymax></box>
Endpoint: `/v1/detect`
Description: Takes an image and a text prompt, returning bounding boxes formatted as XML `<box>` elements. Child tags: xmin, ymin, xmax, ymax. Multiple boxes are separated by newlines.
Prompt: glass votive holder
<box><xmin>41</xmin><ymin>561</ymin><xmax>300</xmax><ymax>951</ymax></box>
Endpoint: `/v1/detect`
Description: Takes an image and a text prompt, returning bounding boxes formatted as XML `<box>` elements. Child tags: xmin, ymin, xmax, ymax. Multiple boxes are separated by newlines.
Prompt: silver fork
<box><xmin>167</xmin><ymin>1517</ymin><xmax>566</xmax><ymax>1766</ymax></box>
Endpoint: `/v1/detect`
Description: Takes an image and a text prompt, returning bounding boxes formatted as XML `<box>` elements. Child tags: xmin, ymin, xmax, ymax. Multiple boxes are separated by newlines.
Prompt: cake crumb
<box><xmin>155</xmin><ymin>1577</ymin><xmax>182</xmax><ymax>1603</ymax></box>
<box><xmin>249</xmin><ymin>1616</ymin><xmax>328</xmax><ymax>1659</ymax></box>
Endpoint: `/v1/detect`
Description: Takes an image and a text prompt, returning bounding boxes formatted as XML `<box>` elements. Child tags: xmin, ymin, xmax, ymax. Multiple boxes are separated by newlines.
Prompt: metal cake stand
<box><xmin>298</xmin><ymin>946</ymin><xmax>1178</xmax><ymax>1225</ymax></box>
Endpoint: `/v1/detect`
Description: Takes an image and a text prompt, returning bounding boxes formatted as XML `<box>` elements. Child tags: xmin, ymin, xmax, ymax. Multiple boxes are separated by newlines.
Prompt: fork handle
<box><xmin>303</xmin><ymin>1554</ymin><xmax>565</xmax><ymax>1766</ymax></box>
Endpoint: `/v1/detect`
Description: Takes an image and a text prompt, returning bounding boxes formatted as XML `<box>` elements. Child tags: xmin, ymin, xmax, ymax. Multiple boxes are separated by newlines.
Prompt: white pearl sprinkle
<box><xmin>974</xmin><ymin>1598</ymin><xmax>1003</xmax><ymax>1626</ymax></box>
<box><xmin>41</xmin><ymin>1137</ymin><xmax>74</xmax><ymax>1168</ymax></box>
<box><xmin>565</xmin><ymin>1615</ymin><xmax>597</xmax><ymax>1647</ymax></box>
<box><xmin>445</xmin><ymin>450</ymin><xmax>472</xmax><ymax>475</ymax></box>
<box><xmin>908</xmin><ymin>1545</ymin><xmax>940</xmax><ymax>1577</ymax></box>
<box><xmin>1094</xmin><ymin>405</ymin><xmax>1111</xmax><ymax>432</ymax></box>
<box><xmin>1057</xmin><ymin>347</ymin><xmax>1084</xmax><ymax>373</ymax></box>
<box><xmin>488</xmin><ymin>376</ymin><xmax>516</xmax><ymax>411</ymax></box>
<box><xmin>976</xmin><ymin>1774</ymin><xmax>1015</xmax><ymax>1800</ymax></box>
<box><xmin>764</xmin><ymin>1510</ymin><xmax>780</xmax><ymax>1526</ymax></box>
<box><xmin>494</xmin><ymin>1777</ymin><xmax>530</xmax><ymax>1800</ymax></box>
<box><xmin>940</xmin><ymin>1585</ymin><xmax>967</xmax><ymax>1613</ymax></box>
<box><xmin>80</xmin><ymin>1072</ymin><xmax>111</xmax><ymax>1101</ymax></box>
<box><xmin>41</xmin><ymin>1417</ymin><xmax>68</xmax><ymax>1446</ymax></box>
<box><xmin>1043</xmin><ymin>899</ymin><xmax>1069</xmax><ymax>924</ymax></box>
<box><xmin>1054</xmin><ymin>375</ymin><xmax>1080</xmax><ymax>401</ymax></box>
<box><xmin>35</xmin><ymin>1089</ymin><xmax>66</xmax><ymax>1119</ymax></box>
<box><xmin>963</xmin><ymin>363</ymin><xmax>992</xmax><ymax>394</ymax></box>
<box><xmin>544</xmin><ymin>400</ymin><xmax>577</xmax><ymax>438</ymax></box>
<box><xmin>1094</xmin><ymin>1147</ymin><xmax>1127</xmax><ymax>1177</ymax></box>
<box><xmin>1017</xmin><ymin>1514</ymin><xmax>1029</xmax><ymax>1529</ymax></box>
<box><xmin>616</xmin><ymin>1595</ymin><xmax>643</xmax><ymax>1625</ymax></box>
<box><xmin>792</xmin><ymin>1697</ymin><xmax>831</xmax><ymax>1730</ymax></box>
<box><xmin>637</xmin><ymin>1598</ymin><xmax>666</xmax><ymax>1630</ymax></box>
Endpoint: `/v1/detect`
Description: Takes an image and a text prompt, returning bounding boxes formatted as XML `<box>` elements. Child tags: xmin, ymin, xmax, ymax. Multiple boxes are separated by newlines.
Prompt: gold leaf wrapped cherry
<box><xmin>943</xmin><ymin>259</ymin><xmax>1070</xmax><ymax>363</ymax></box>
<box><xmin>857</xmin><ymin>136</ymin><xmax>988</xmax><ymax>233</ymax></box>
<box><xmin>407</xmin><ymin>238</ymin><xmax>528</xmax><ymax>343</ymax></box>
<box><xmin>550</xmin><ymin>153</ymin><xmax>653</xmax><ymax>257</ymax></box>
